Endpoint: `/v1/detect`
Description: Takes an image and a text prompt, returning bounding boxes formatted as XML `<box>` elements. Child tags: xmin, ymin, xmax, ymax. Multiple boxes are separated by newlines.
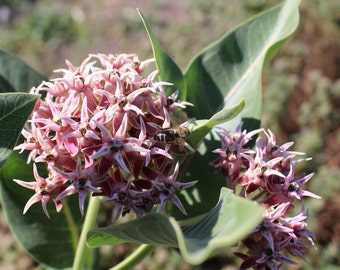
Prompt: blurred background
<box><xmin>0</xmin><ymin>0</ymin><xmax>339</xmax><ymax>269</ymax></box>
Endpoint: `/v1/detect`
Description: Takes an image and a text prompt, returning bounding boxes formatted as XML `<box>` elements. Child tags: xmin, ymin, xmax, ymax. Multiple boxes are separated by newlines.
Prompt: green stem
<box><xmin>73</xmin><ymin>195</ymin><xmax>101</xmax><ymax>270</ymax></box>
<box><xmin>63</xmin><ymin>198</ymin><xmax>80</xmax><ymax>251</ymax></box>
<box><xmin>110</xmin><ymin>244</ymin><xmax>155</xmax><ymax>270</ymax></box>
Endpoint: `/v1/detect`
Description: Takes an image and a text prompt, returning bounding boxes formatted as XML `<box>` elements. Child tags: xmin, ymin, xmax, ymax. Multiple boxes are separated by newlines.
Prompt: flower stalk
<box><xmin>73</xmin><ymin>195</ymin><xmax>101</xmax><ymax>270</ymax></box>
<box><xmin>110</xmin><ymin>244</ymin><xmax>155</xmax><ymax>270</ymax></box>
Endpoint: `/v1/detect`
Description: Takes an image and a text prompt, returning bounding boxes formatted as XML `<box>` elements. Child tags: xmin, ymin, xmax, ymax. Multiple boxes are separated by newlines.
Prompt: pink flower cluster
<box><xmin>211</xmin><ymin>123</ymin><xmax>320</xmax><ymax>269</ymax></box>
<box><xmin>14</xmin><ymin>53</ymin><xmax>196</xmax><ymax>220</ymax></box>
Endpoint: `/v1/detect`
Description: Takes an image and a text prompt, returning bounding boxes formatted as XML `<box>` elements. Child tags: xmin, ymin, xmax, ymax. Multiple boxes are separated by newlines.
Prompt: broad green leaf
<box><xmin>0</xmin><ymin>49</ymin><xmax>46</xmax><ymax>93</ymax></box>
<box><xmin>173</xmin><ymin>0</ymin><xmax>300</xmax><ymax>219</ymax></box>
<box><xmin>87</xmin><ymin>188</ymin><xmax>263</xmax><ymax>265</ymax></box>
<box><xmin>138</xmin><ymin>10</ymin><xmax>187</xmax><ymax>101</ymax></box>
<box><xmin>185</xmin><ymin>0</ymin><xmax>300</xmax><ymax>132</ymax></box>
<box><xmin>0</xmin><ymin>151</ymin><xmax>87</xmax><ymax>269</ymax></box>
<box><xmin>0</xmin><ymin>93</ymin><xmax>38</xmax><ymax>168</ymax></box>
<box><xmin>0</xmin><ymin>75</ymin><xmax>15</xmax><ymax>92</ymax></box>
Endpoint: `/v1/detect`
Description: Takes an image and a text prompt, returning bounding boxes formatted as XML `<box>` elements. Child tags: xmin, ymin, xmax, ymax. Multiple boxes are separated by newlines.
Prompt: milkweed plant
<box><xmin>0</xmin><ymin>1</ymin><xmax>320</xmax><ymax>269</ymax></box>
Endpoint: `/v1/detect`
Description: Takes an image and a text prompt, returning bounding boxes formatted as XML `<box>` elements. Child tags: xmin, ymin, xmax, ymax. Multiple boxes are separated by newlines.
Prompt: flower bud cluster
<box><xmin>211</xmin><ymin>123</ymin><xmax>320</xmax><ymax>269</ymax></box>
<box><xmin>14</xmin><ymin>53</ymin><xmax>196</xmax><ymax>220</ymax></box>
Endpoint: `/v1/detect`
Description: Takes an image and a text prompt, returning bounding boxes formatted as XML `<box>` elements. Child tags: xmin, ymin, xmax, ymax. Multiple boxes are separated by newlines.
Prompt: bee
<box><xmin>154</xmin><ymin>125</ymin><xmax>193</xmax><ymax>152</ymax></box>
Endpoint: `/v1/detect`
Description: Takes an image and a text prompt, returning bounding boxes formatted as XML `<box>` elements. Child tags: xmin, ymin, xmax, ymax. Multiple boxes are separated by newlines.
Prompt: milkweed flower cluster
<box><xmin>211</xmin><ymin>123</ymin><xmax>321</xmax><ymax>270</ymax></box>
<box><xmin>14</xmin><ymin>53</ymin><xmax>196</xmax><ymax>220</ymax></box>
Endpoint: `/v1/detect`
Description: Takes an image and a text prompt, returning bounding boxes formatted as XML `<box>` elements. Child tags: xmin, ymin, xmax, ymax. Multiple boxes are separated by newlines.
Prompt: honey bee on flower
<box><xmin>153</xmin><ymin>120</ymin><xmax>194</xmax><ymax>152</ymax></box>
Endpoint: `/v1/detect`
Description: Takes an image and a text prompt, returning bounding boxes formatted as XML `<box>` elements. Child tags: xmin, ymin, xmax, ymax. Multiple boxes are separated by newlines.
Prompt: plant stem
<box><xmin>63</xmin><ymin>198</ymin><xmax>80</xmax><ymax>250</ymax></box>
<box><xmin>110</xmin><ymin>244</ymin><xmax>155</xmax><ymax>270</ymax></box>
<box><xmin>73</xmin><ymin>195</ymin><xmax>101</xmax><ymax>270</ymax></box>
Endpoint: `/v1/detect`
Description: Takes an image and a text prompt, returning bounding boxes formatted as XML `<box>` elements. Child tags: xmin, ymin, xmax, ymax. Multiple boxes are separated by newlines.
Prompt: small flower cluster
<box><xmin>14</xmin><ymin>53</ymin><xmax>196</xmax><ymax>220</ymax></box>
<box><xmin>211</xmin><ymin>123</ymin><xmax>320</xmax><ymax>269</ymax></box>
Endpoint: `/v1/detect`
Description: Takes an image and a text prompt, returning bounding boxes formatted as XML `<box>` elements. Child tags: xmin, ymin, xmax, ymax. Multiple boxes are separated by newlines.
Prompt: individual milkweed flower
<box><xmin>149</xmin><ymin>162</ymin><xmax>197</xmax><ymax>214</ymax></box>
<box><xmin>211</xmin><ymin>122</ymin><xmax>320</xmax><ymax>269</ymax></box>
<box><xmin>14</xmin><ymin>164</ymin><xmax>66</xmax><ymax>218</ymax></box>
<box><xmin>14</xmin><ymin>53</ymin><xmax>196</xmax><ymax>220</ymax></box>
<box><xmin>52</xmin><ymin>158</ymin><xmax>102</xmax><ymax>216</ymax></box>
<box><xmin>210</xmin><ymin>123</ymin><xmax>262</xmax><ymax>185</ymax></box>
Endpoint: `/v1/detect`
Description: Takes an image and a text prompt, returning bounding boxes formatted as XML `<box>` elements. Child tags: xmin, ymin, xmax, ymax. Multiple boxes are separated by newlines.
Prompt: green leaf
<box><xmin>87</xmin><ymin>188</ymin><xmax>263</xmax><ymax>265</ymax></box>
<box><xmin>138</xmin><ymin>10</ymin><xmax>187</xmax><ymax>101</ymax></box>
<box><xmin>0</xmin><ymin>151</ymin><xmax>86</xmax><ymax>269</ymax></box>
<box><xmin>172</xmin><ymin>0</ymin><xmax>301</xmax><ymax>219</ymax></box>
<box><xmin>0</xmin><ymin>49</ymin><xmax>46</xmax><ymax>93</ymax></box>
<box><xmin>0</xmin><ymin>93</ymin><xmax>39</xmax><ymax>168</ymax></box>
<box><xmin>189</xmin><ymin>98</ymin><xmax>245</xmax><ymax>148</ymax></box>
<box><xmin>184</xmin><ymin>0</ymin><xmax>300</xmax><ymax>132</ymax></box>
<box><xmin>0</xmin><ymin>75</ymin><xmax>15</xmax><ymax>92</ymax></box>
